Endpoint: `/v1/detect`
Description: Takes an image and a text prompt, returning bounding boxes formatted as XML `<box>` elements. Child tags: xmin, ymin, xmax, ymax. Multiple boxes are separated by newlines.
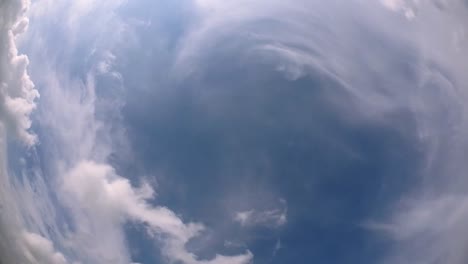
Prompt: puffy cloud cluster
<box><xmin>0</xmin><ymin>0</ymin><xmax>38</xmax><ymax>145</ymax></box>
<box><xmin>22</xmin><ymin>231</ymin><xmax>68</xmax><ymax>264</ymax></box>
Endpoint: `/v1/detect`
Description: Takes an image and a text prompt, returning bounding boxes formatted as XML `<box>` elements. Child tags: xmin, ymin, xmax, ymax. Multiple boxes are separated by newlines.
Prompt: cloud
<box><xmin>63</xmin><ymin>160</ymin><xmax>252</xmax><ymax>264</ymax></box>
<box><xmin>3</xmin><ymin>0</ymin><xmax>467</xmax><ymax>263</ymax></box>
<box><xmin>365</xmin><ymin>195</ymin><xmax>468</xmax><ymax>264</ymax></box>
<box><xmin>2</xmin><ymin>0</ymin><xmax>254</xmax><ymax>263</ymax></box>
<box><xmin>0</xmin><ymin>0</ymin><xmax>38</xmax><ymax>145</ymax></box>
<box><xmin>22</xmin><ymin>231</ymin><xmax>68</xmax><ymax>264</ymax></box>
<box><xmin>172</xmin><ymin>1</ymin><xmax>468</xmax><ymax>263</ymax></box>
<box><xmin>0</xmin><ymin>0</ymin><xmax>59</xmax><ymax>264</ymax></box>
<box><xmin>380</xmin><ymin>0</ymin><xmax>418</xmax><ymax>19</ymax></box>
<box><xmin>234</xmin><ymin>209</ymin><xmax>287</xmax><ymax>228</ymax></box>
<box><xmin>234</xmin><ymin>200</ymin><xmax>287</xmax><ymax>228</ymax></box>
<box><xmin>358</xmin><ymin>2</ymin><xmax>468</xmax><ymax>264</ymax></box>
<box><xmin>272</xmin><ymin>239</ymin><xmax>281</xmax><ymax>257</ymax></box>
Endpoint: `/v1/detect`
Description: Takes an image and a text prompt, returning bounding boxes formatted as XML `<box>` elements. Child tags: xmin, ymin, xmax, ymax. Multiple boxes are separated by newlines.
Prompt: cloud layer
<box><xmin>2</xmin><ymin>0</ymin><xmax>253</xmax><ymax>263</ymax></box>
<box><xmin>1</xmin><ymin>0</ymin><xmax>468</xmax><ymax>264</ymax></box>
<box><xmin>0</xmin><ymin>1</ymin><xmax>63</xmax><ymax>264</ymax></box>
<box><xmin>0</xmin><ymin>0</ymin><xmax>38</xmax><ymax>145</ymax></box>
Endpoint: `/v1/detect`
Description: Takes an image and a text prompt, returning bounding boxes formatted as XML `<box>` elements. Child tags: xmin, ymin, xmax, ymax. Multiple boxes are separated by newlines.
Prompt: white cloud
<box><xmin>177</xmin><ymin>2</ymin><xmax>468</xmax><ymax>264</ymax></box>
<box><xmin>0</xmin><ymin>0</ymin><xmax>38</xmax><ymax>145</ymax></box>
<box><xmin>234</xmin><ymin>202</ymin><xmax>287</xmax><ymax>228</ymax></box>
<box><xmin>3</xmin><ymin>0</ymin><xmax>467</xmax><ymax>263</ymax></box>
<box><xmin>25</xmin><ymin>61</ymin><xmax>252</xmax><ymax>263</ymax></box>
<box><xmin>63</xmin><ymin>160</ymin><xmax>252</xmax><ymax>264</ymax></box>
<box><xmin>234</xmin><ymin>211</ymin><xmax>254</xmax><ymax>226</ymax></box>
<box><xmin>380</xmin><ymin>0</ymin><xmax>418</xmax><ymax>19</ymax></box>
<box><xmin>22</xmin><ymin>231</ymin><xmax>68</xmax><ymax>264</ymax></box>
<box><xmin>366</xmin><ymin>195</ymin><xmax>468</xmax><ymax>264</ymax></box>
<box><xmin>0</xmin><ymin>0</ymin><xmax>255</xmax><ymax>262</ymax></box>
<box><xmin>0</xmin><ymin>1</ymin><xmax>62</xmax><ymax>264</ymax></box>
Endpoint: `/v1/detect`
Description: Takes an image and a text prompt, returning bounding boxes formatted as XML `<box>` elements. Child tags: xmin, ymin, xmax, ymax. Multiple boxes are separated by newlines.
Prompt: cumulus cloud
<box><xmin>0</xmin><ymin>0</ymin><xmax>38</xmax><ymax>145</ymax></box>
<box><xmin>22</xmin><ymin>231</ymin><xmax>68</xmax><ymax>264</ymax></box>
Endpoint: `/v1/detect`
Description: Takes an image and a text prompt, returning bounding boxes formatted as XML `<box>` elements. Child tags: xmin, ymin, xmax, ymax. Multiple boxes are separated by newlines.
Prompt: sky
<box><xmin>0</xmin><ymin>0</ymin><xmax>468</xmax><ymax>263</ymax></box>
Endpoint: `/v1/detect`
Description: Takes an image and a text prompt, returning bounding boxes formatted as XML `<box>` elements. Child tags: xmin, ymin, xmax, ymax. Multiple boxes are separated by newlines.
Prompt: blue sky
<box><xmin>1</xmin><ymin>0</ymin><xmax>468</xmax><ymax>263</ymax></box>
